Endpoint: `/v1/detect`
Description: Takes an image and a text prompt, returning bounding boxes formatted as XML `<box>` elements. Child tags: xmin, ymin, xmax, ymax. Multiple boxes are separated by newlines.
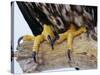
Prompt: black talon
<box><xmin>51</xmin><ymin>41</ymin><xmax>54</xmax><ymax>50</ymax></box>
<box><xmin>32</xmin><ymin>51</ymin><xmax>37</xmax><ymax>63</ymax></box>
<box><xmin>47</xmin><ymin>35</ymin><xmax>54</xmax><ymax>50</ymax></box>
<box><xmin>67</xmin><ymin>49</ymin><xmax>72</xmax><ymax>61</ymax></box>
<box><xmin>47</xmin><ymin>34</ymin><xmax>59</xmax><ymax>50</ymax></box>
<box><xmin>18</xmin><ymin>36</ymin><xmax>23</xmax><ymax>47</ymax></box>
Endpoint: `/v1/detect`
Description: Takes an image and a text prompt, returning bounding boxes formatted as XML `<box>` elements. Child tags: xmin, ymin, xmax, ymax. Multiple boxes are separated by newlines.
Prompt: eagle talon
<box><xmin>47</xmin><ymin>35</ymin><xmax>54</xmax><ymax>50</ymax></box>
<box><xmin>32</xmin><ymin>51</ymin><xmax>37</xmax><ymax>63</ymax></box>
<box><xmin>67</xmin><ymin>49</ymin><xmax>72</xmax><ymax>61</ymax></box>
<box><xmin>42</xmin><ymin>24</ymin><xmax>55</xmax><ymax>50</ymax></box>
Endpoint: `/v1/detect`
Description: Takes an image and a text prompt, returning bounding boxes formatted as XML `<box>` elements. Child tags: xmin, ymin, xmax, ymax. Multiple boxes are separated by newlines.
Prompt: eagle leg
<box><xmin>67</xmin><ymin>32</ymin><xmax>73</xmax><ymax>62</ymax></box>
<box><xmin>55</xmin><ymin>24</ymin><xmax>87</xmax><ymax>63</ymax></box>
<box><xmin>32</xmin><ymin>35</ymin><xmax>44</xmax><ymax>63</ymax></box>
<box><xmin>73</xmin><ymin>26</ymin><xmax>87</xmax><ymax>37</ymax></box>
<box><xmin>42</xmin><ymin>24</ymin><xmax>55</xmax><ymax>50</ymax></box>
<box><xmin>66</xmin><ymin>25</ymin><xmax>87</xmax><ymax>63</ymax></box>
<box><xmin>32</xmin><ymin>24</ymin><xmax>55</xmax><ymax>63</ymax></box>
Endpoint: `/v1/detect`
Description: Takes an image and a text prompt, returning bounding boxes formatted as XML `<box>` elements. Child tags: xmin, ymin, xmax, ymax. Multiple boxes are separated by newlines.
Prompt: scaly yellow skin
<box><xmin>22</xmin><ymin>24</ymin><xmax>55</xmax><ymax>53</ymax></box>
<box><xmin>22</xmin><ymin>24</ymin><xmax>87</xmax><ymax>52</ymax></box>
<box><xmin>56</xmin><ymin>24</ymin><xmax>87</xmax><ymax>50</ymax></box>
<box><xmin>21</xmin><ymin>24</ymin><xmax>87</xmax><ymax>63</ymax></box>
<box><xmin>23</xmin><ymin>35</ymin><xmax>34</xmax><ymax>41</ymax></box>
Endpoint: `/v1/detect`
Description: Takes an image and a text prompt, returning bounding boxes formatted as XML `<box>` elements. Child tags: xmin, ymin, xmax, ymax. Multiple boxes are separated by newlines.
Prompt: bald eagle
<box><xmin>16</xmin><ymin>2</ymin><xmax>97</xmax><ymax>64</ymax></box>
